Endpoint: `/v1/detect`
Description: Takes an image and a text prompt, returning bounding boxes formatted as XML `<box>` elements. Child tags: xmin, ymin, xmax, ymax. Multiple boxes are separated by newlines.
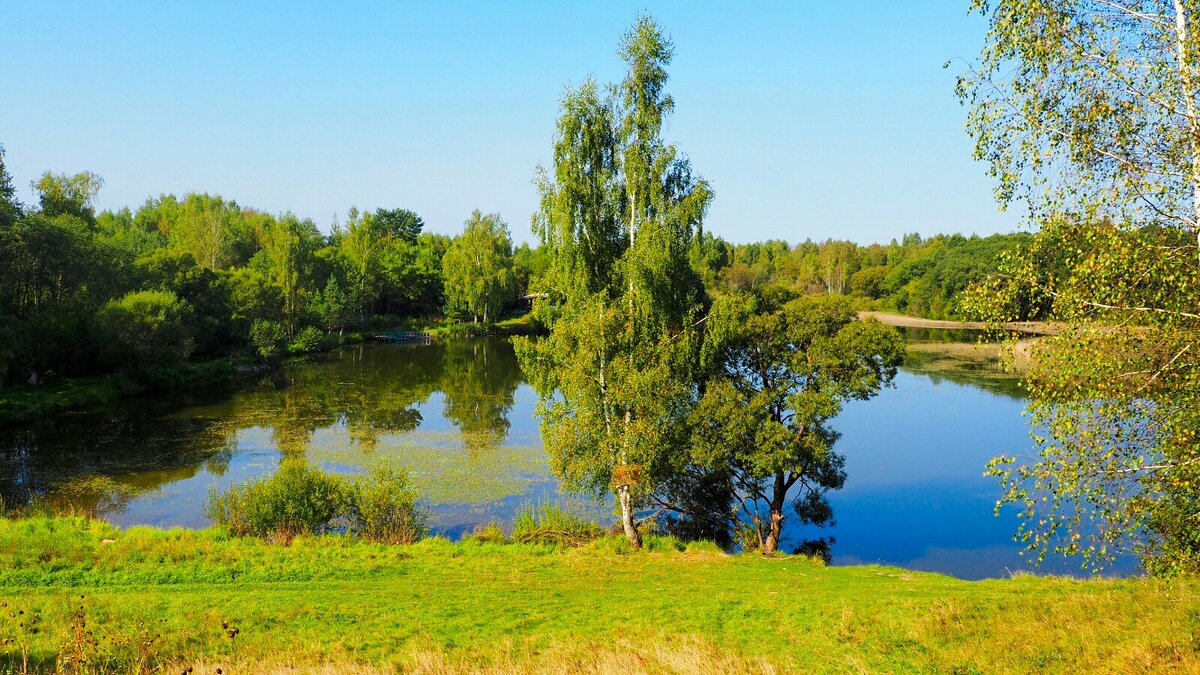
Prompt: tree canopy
<box><xmin>684</xmin><ymin>292</ymin><xmax>903</xmax><ymax>553</ymax></box>
<box><xmin>442</xmin><ymin>210</ymin><xmax>516</xmax><ymax>325</ymax></box>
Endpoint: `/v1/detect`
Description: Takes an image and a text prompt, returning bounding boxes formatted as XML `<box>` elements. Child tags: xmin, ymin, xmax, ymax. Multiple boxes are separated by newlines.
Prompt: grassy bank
<box><xmin>0</xmin><ymin>518</ymin><xmax>1196</xmax><ymax>673</ymax></box>
<box><xmin>0</xmin><ymin>359</ymin><xmax>234</xmax><ymax>427</ymax></box>
<box><xmin>409</xmin><ymin>313</ymin><xmax>544</xmax><ymax>341</ymax></box>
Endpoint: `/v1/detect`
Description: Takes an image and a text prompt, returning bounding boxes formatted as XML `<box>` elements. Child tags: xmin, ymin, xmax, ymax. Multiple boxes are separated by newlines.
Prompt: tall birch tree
<box><xmin>442</xmin><ymin>210</ymin><xmax>515</xmax><ymax>325</ymax></box>
<box><xmin>518</xmin><ymin>15</ymin><xmax>712</xmax><ymax>548</ymax></box>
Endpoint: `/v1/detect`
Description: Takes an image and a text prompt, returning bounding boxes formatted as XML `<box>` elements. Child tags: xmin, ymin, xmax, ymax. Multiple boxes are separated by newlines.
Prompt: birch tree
<box><xmin>518</xmin><ymin>15</ymin><xmax>712</xmax><ymax>548</ymax></box>
<box><xmin>961</xmin><ymin>0</ymin><xmax>1200</xmax><ymax>574</ymax></box>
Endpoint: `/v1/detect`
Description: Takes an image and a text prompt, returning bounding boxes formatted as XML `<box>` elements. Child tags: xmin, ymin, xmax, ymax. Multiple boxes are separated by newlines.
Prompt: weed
<box><xmin>462</xmin><ymin>520</ymin><xmax>508</xmax><ymax>545</ymax></box>
<box><xmin>510</xmin><ymin>502</ymin><xmax>604</xmax><ymax>546</ymax></box>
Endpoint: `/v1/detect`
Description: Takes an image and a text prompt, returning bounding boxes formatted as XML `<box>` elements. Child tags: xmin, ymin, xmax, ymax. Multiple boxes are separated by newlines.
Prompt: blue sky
<box><xmin>1</xmin><ymin>2</ymin><xmax>1019</xmax><ymax>245</ymax></box>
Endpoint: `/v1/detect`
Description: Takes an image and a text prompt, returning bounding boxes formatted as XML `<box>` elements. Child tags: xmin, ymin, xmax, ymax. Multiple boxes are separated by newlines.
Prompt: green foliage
<box><xmin>95</xmin><ymin>290</ymin><xmax>195</xmax><ymax>380</ymax></box>
<box><xmin>684</xmin><ymin>292</ymin><xmax>904</xmax><ymax>553</ymax></box>
<box><xmin>958</xmin><ymin>2</ymin><xmax>1200</xmax><ymax>576</ymax></box>
<box><xmin>442</xmin><ymin>210</ymin><xmax>516</xmax><ymax>325</ymax></box>
<box><xmin>205</xmin><ymin>462</ymin><xmax>349</xmax><ymax>543</ymax></box>
<box><xmin>957</xmin><ymin>0</ymin><xmax>1196</xmax><ymax>230</ymax></box>
<box><xmin>0</xmin><ymin>143</ymin><xmax>21</xmax><ymax>228</ymax></box>
<box><xmin>965</xmin><ymin>219</ymin><xmax>1200</xmax><ymax>575</ymax></box>
<box><xmin>522</xmin><ymin>15</ymin><xmax>711</xmax><ymax>548</ymax></box>
<box><xmin>206</xmin><ymin>462</ymin><xmax>427</xmax><ymax>546</ymax></box>
<box><xmin>516</xmin><ymin>296</ymin><xmax>699</xmax><ymax>546</ymax></box>
<box><xmin>33</xmin><ymin>170</ymin><xmax>103</xmax><ymax>222</ymax></box>
<box><xmin>312</xmin><ymin>276</ymin><xmax>351</xmax><ymax>335</ymax></box>
<box><xmin>249</xmin><ymin>319</ymin><xmax>287</xmax><ymax>362</ymax></box>
<box><xmin>344</xmin><ymin>463</ymin><xmax>428</xmax><ymax>544</ymax></box>
<box><xmin>510</xmin><ymin>502</ymin><xmax>604</xmax><ymax>546</ymax></box>
<box><xmin>287</xmin><ymin>325</ymin><xmax>331</xmax><ymax>355</ymax></box>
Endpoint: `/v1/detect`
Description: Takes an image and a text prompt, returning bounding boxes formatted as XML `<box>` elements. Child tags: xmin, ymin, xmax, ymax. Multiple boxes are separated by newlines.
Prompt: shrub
<box><xmin>205</xmin><ymin>462</ymin><xmax>348</xmax><ymax>544</ymax></box>
<box><xmin>440</xmin><ymin>322</ymin><xmax>487</xmax><ymax>339</ymax></box>
<box><xmin>344</xmin><ymin>463</ymin><xmax>427</xmax><ymax>544</ymax></box>
<box><xmin>250</xmin><ymin>320</ymin><xmax>287</xmax><ymax>362</ymax></box>
<box><xmin>95</xmin><ymin>290</ymin><xmax>195</xmax><ymax>380</ymax></box>
<box><xmin>463</xmin><ymin>520</ymin><xmax>508</xmax><ymax>545</ymax></box>
<box><xmin>287</xmin><ymin>326</ymin><xmax>330</xmax><ymax>355</ymax></box>
<box><xmin>510</xmin><ymin>503</ymin><xmax>603</xmax><ymax>546</ymax></box>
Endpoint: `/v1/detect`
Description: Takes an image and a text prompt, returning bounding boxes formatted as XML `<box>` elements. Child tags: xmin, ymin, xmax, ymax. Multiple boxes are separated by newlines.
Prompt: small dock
<box><xmin>371</xmin><ymin>331</ymin><xmax>433</xmax><ymax>344</ymax></box>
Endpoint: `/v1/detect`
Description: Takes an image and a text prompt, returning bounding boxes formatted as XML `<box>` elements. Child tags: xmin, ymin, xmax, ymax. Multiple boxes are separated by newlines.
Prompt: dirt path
<box><xmin>858</xmin><ymin>311</ymin><xmax>1058</xmax><ymax>336</ymax></box>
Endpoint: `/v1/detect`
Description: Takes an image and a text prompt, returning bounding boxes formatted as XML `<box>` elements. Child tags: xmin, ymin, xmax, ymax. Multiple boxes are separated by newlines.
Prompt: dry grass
<box><xmin>167</xmin><ymin>637</ymin><xmax>778</xmax><ymax>675</ymax></box>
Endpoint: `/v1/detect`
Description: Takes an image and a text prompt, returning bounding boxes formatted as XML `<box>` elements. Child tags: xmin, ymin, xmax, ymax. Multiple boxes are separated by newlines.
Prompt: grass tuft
<box><xmin>510</xmin><ymin>502</ymin><xmax>604</xmax><ymax>547</ymax></box>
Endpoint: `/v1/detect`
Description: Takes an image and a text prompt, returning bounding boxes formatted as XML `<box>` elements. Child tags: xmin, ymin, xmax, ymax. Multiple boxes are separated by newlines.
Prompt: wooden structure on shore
<box><xmin>371</xmin><ymin>331</ymin><xmax>433</xmax><ymax>344</ymax></box>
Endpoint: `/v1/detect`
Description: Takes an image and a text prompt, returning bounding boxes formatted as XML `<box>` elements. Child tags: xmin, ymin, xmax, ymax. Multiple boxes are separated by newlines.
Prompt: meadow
<box><xmin>0</xmin><ymin>517</ymin><xmax>1196</xmax><ymax>674</ymax></box>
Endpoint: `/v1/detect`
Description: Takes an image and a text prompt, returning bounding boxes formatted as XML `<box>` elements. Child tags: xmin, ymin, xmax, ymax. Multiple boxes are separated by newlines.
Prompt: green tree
<box><xmin>33</xmin><ymin>171</ymin><xmax>103</xmax><ymax>223</ymax></box>
<box><xmin>336</xmin><ymin>207</ymin><xmax>382</xmax><ymax>325</ymax></box>
<box><xmin>519</xmin><ymin>15</ymin><xmax>712</xmax><ymax>548</ymax></box>
<box><xmin>168</xmin><ymin>194</ymin><xmax>251</xmax><ymax>271</ymax></box>
<box><xmin>258</xmin><ymin>214</ymin><xmax>321</xmax><ymax>336</ymax></box>
<box><xmin>534</xmin><ymin>78</ymin><xmax>624</xmax><ymax>304</ymax></box>
<box><xmin>442</xmin><ymin>210</ymin><xmax>516</xmax><ymax>325</ymax></box>
<box><xmin>95</xmin><ymin>290</ymin><xmax>195</xmax><ymax>378</ymax></box>
<box><xmin>685</xmin><ymin>292</ymin><xmax>903</xmax><ymax>553</ymax></box>
<box><xmin>961</xmin><ymin>1</ymin><xmax>1200</xmax><ymax>574</ymax></box>
<box><xmin>0</xmin><ymin>144</ymin><xmax>21</xmax><ymax>228</ymax></box>
<box><xmin>371</xmin><ymin>208</ymin><xmax>424</xmax><ymax>244</ymax></box>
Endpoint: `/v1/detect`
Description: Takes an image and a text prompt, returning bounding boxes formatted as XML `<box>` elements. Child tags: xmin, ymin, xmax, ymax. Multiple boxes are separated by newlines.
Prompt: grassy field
<box><xmin>0</xmin><ymin>518</ymin><xmax>1196</xmax><ymax>674</ymax></box>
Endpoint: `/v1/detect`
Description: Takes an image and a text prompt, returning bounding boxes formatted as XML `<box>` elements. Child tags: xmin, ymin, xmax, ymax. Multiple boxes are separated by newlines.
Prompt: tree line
<box><xmin>0</xmin><ymin>154</ymin><xmax>540</xmax><ymax>388</ymax></box>
<box><xmin>0</xmin><ymin>139</ymin><xmax>1022</xmax><ymax>393</ymax></box>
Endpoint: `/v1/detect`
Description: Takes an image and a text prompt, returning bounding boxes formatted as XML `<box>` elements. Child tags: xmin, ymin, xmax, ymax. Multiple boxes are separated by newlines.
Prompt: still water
<box><xmin>0</xmin><ymin>334</ymin><xmax>1136</xmax><ymax>579</ymax></box>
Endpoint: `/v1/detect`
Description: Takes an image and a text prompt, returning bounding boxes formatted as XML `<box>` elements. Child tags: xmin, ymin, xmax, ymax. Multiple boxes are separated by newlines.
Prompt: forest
<box><xmin>0</xmin><ymin>144</ymin><xmax>1028</xmax><ymax>393</ymax></box>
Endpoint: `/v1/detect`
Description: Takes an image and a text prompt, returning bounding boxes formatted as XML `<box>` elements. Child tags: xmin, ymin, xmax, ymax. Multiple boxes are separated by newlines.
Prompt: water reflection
<box><xmin>0</xmin><ymin>334</ymin><xmax>1139</xmax><ymax>579</ymax></box>
<box><xmin>0</xmin><ymin>339</ymin><xmax>540</xmax><ymax>530</ymax></box>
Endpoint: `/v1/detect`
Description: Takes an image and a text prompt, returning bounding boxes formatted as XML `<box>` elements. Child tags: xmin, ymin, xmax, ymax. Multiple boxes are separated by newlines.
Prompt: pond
<box><xmin>0</xmin><ymin>334</ymin><xmax>1137</xmax><ymax>580</ymax></box>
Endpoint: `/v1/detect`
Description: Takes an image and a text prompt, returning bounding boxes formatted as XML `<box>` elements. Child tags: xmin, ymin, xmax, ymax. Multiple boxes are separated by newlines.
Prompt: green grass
<box><xmin>415</xmin><ymin>312</ymin><xmax>545</xmax><ymax>340</ymax></box>
<box><xmin>0</xmin><ymin>517</ymin><xmax>1197</xmax><ymax>673</ymax></box>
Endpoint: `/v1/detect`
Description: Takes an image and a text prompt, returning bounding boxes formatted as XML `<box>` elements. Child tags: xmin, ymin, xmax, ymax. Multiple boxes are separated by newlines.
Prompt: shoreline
<box><xmin>860</xmin><ymin>311</ymin><xmax>1058</xmax><ymax>336</ymax></box>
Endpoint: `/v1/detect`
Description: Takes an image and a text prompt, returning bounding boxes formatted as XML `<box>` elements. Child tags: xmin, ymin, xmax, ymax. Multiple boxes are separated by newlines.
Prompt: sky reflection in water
<box><xmin>0</xmin><ymin>336</ymin><xmax>1137</xmax><ymax>579</ymax></box>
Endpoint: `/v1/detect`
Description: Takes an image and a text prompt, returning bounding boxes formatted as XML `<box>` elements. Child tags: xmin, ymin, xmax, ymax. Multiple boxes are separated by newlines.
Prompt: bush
<box><xmin>510</xmin><ymin>503</ymin><xmax>604</xmax><ymax>546</ymax></box>
<box><xmin>205</xmin><ymin>462</ymin><xmax>348</xmax><ymax>544</ymax></box>
<box><xmin>95</xmin><ymin>290</ymin><xmax>195</xmax><ymax>380</ymax></box>
<box><xmin>206</xmin><ymin>463</ymin><xmax>428</xmax><ymax>546</ymax></box>
<box><xmin>287</xmin><ymin>326</ymin><xmax>331</xmax><ymax>355</ymax></box>
<box><xmin>440</xmin><ymin>322</ymin><xmax>487</xmax><ymax>339</ymax></box>
<box><xmin>250</xmin><ymin>320</ymin><xmax>287</xmax><ymax>362</ymax></box>
<box><xmin>345</xmin><ymin>463</ymin><xmax>427</xmax><ymax>544</ymax></box>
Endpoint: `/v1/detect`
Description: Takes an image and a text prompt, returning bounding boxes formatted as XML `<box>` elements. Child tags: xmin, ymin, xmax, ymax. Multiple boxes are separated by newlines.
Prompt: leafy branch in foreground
<box><xmin>960</xmin><ymin>1</ymin><xmax>1200</xmax><ymax>576</ymax></box>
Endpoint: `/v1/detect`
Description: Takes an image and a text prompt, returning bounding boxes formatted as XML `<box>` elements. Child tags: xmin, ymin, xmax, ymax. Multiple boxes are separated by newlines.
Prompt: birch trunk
<box><xmin>617</xmin><ymin>483</ymin><xmax>642</xmax><ymax>548</ymax></box>
<box><xmin>1172</xmin><ymin>0</ymin><xmax>1200</xmax><ymax>261</ymax></box>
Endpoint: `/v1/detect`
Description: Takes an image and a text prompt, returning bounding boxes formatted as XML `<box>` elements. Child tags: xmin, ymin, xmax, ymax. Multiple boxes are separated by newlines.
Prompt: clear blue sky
<box><xmin>1</xmin><ymin>1</ymin><xmax>1018</xmax><ymax>245</ymax></box>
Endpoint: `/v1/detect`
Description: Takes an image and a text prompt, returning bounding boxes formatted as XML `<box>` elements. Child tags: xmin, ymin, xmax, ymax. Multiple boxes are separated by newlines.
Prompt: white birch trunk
<box><xmin>1172</xmin><ymin>0</ymin><xmax>1200</xmax><ymax>261</ymax></box>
